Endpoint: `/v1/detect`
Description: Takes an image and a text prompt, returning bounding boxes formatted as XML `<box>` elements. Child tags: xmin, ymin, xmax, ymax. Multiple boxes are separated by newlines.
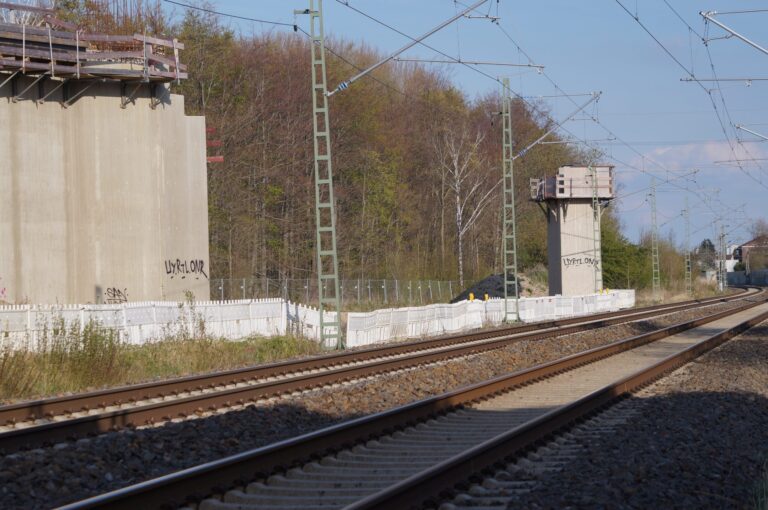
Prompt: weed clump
<box><xmin>0</xmin><ymin>317</ymin><xmax>320</xmax><ymax>403</ymax></box>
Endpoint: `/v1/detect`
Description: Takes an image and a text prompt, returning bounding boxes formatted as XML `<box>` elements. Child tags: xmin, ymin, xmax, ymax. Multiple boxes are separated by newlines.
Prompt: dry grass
<box><xmin>0</xmin><ymin>320</ymin><xmax>321</xmax><ymax>404</ymax></box>
<box><xmin>520</xmin><ymin>265</ymin><xmax>549</xmax><ymax>297</ymax></box>
<box><xmin>634</xmin><ymin>281</ymin><xmax>725</xmax><ymax>307</ymax></box>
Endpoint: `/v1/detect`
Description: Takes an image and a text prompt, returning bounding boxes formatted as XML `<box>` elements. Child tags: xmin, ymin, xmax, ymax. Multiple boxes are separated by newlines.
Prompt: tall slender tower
<box><xmin>305</xmin><ymin>0</ymin><xmax>342</xmax><ymax>348</ymax></box>
<box><xmin>501</xmin><ymin>78</ymin><xmax>519</xmax><ymax>321</ymax></box>
<box><xmin>650</xmin><ymin>178</ymin><xmax>661</xmax><ymax>301</ymax></box>
<box><xmin>684</xmin><ymin>197</ymin><xmax>692</xmax><ymax>296</ymax></box>
<box><xmin>591</xmin><ymin>166</ymin><xmax>603</xmax><ymax>293</ymax></box>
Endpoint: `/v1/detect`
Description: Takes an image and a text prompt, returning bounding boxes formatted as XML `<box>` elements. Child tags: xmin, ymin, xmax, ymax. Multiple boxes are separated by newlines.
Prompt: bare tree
<box><xmin>750</xmin><ymin>218</ymin><xmax>768</xmax><ymax>239</ymax></box>
<box><xmin>2</xmin><ymin>0</ymin><xmax>49</xmax><ymax>24</ymax></box>
<box><xmin>433</xmin><ymin>126</ymin><xmax>501</xmax><ymax>287</ymax></box>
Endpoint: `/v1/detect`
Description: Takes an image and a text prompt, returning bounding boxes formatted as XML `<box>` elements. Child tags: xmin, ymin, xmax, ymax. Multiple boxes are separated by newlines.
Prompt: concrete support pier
<box><xmin>0</xmin><ymin>77</ymin><xmax>210</xmax><ymax>304</ymax></box>
<box><xmin>531</xmin><ymin>166</ymin><xmax>614</xmax><ymax>297</ymax></box>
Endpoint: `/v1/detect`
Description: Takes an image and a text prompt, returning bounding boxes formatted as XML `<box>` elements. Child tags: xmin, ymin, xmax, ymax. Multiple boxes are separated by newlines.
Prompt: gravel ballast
<box><xmin>487</xmin><ymin>320</ymin><xmax>768</xmax><ymax>510</ymax></box>
<box><xmin>0</xmin><ymin>300</ymin><xmax>752</xmax><ymax>509</ymax></box>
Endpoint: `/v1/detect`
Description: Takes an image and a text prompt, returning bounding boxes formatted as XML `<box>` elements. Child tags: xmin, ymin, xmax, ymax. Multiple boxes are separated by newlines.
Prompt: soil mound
<box><xmin>450</xmin><ymin>274</ymin><xmax>521</xmax><ymax>303</ymax></box>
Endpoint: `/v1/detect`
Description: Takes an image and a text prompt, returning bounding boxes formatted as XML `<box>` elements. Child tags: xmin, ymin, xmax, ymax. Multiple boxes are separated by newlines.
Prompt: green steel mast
<box><xmin>302</xmin><ymin>0</ymin><xmax>342</xmax><ymax>348</ymax></box>
<box><xmin>591</xmin><ymin>166</ymin><xmax>603</xmax><ymax>293</ymax></box>
<box><xmin>650</xmin><ymin>178</ymin><xmax>661</xmax><ymax>301</ymax></box>
<box><xmin>501</xmin><ymin>78</ymin><xmax>519</xmax><ymax>321</ymax></box>
<box><xmin>684</xmin><ymin>197</ymin><xmax>692</xmax><ymax>296</ymax></box>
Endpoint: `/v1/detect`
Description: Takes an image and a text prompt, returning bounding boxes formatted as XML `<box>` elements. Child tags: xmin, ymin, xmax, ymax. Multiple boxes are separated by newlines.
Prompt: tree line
<box><xmin>54</xmin><ymin>1</ymin><xmax>765</xmax><ymax>295</ymax></box>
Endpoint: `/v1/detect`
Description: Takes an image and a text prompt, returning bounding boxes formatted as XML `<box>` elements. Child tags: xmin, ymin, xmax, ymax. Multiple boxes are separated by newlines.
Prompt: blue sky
<box><xmin>167</xmin><ymin>0</ymin><xmax>768</xmax><ymax>248</ymax></box>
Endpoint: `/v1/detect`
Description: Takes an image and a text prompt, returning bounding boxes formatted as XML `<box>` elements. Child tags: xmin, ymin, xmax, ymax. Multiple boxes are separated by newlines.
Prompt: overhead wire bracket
<box><xmin>327</xmin><ymin>0</ymin><xmax>489</xmax><ymax>96</ymax></box>
<box><xmin>700</xmin><ymin>11</ymin><xmax>768</xmax><ymax>57</ymax></box>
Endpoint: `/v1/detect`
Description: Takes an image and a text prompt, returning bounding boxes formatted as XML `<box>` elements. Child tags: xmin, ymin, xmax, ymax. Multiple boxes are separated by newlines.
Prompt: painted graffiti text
<box><xmin>165</xmin><ymin>259</ymin><xmax>209</xmax><ymax>280</ymax></box>
<box><xmin>563</xmin><ymin>256</ymin><xmax>599</xmax><ymax>268</ymax></box>
<box><xmin>105</xmin><ymin>287</ymin><xmax>128</xmax><ymax>304</ymax></box>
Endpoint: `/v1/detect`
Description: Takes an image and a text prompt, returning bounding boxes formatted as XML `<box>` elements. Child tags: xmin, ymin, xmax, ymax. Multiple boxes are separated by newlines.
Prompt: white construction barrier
<box><xmin>0</xmin><ymin>299</ymin><xmax>330</xmax><ymax>348</ymax></box>
<box><xmin>0</xmin><ymin>291</ymin><xmax>634</xmax><ymax>350</ymax></box>
<box><xmin>345</xmin><ymin>290</ymin><xmax>635</xmax><ymax>347</ymax></box>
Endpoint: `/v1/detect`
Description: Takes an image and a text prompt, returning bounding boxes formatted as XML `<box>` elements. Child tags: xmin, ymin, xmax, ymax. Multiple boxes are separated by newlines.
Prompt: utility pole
<box><xmin>684</xmin><ymin>197</ymin><xmax>692</xmax><ymax>296</ymax></box>
<box><xmin>501</xmin><ymin>78</ymin><xmax>518</xmax><ymax>322</ymax></box>
<box><xmin>296</xmin><ymin>0</ymin><xmax>342</xmax><ymax>349</ymax></box>
<box><xmin>650</xmin><ymin>178</ymin><xmax>661</xmax><ymax>301</ymax></box>
<box><xmin>718</xmin><ymin>223</ymin><xmax>727</xmax><ymax>292</ymax></box>
<box><xmin>591</xmin><ymin>166</ymin><xmax>603</xmax><ymax>293</ymax></box>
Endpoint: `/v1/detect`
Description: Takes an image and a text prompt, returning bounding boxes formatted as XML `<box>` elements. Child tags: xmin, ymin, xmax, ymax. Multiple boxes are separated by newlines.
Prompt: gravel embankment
<box><xmin>0</xmin><ymin>300</ymin><xmax>750</xmax><ymax>509</ymax></box>
<box><xmin>498</xmin><ymin>320</ymin><xmax>768</xmax><ymax>510</ymax></box>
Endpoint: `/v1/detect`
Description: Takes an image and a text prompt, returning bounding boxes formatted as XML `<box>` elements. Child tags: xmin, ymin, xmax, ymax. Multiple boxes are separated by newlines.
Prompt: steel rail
<box><xmin>350</xmin><ymin>296</ymin><xmax>768</xmax><ymax>509</ymax></box>
<box><xmin>0</xmin><ymin>289</ymin><xmax>746</xmax><ymax>426</ymax></box>
<box><xmin>56</xmin><ymin>288</ymin><xmax>766</xmax><ymax>510</ymax></box>
<box><xmin>0</xmin><ymin>291</ymin><xmax>752</xmax><ymax>453</ymax></box>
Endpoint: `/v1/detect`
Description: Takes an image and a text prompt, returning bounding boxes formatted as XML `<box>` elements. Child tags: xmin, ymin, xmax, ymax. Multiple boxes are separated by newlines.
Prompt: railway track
<box><xmin>57</xmin><ymin>288</ymin><xmax>768</xmax><ymax>510</ymax></box>
<box><xmin>0</xmin><ymin>290</ymin><xmax>752</xmax><ymax>454</ymax></box>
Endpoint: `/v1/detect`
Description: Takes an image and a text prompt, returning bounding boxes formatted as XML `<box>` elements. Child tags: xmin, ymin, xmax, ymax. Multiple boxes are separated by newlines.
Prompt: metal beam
<box><xmin>512</xmin><ymin>92</ymin><xmax>601</xmax><ymax>161</ymax></box>
<box><xmin>681</xmin><ymin>77</ymin><xmax>768</xmax><ymax>82</ymax></box>
<box><xmin>327</xmin><ymin>0</ymin><xmax>488</xmax><ymax>96</ymax></box>
<box><xmin>735</xmin><ymin>124</ymin><xmax>768</xmax><ymax>141</ymax></box>
<box><xmin>393</xmin><ymin>57</ymin><xmax>543</xmax><ymax>69</ymax></box>
<box><xmin>701</xmin><ymin>11</ymin><xmax>768</xmax><ymax>57</ymax></box>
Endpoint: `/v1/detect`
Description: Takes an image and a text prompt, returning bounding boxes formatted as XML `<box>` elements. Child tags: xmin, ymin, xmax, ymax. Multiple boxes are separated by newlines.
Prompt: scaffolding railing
<box><xmin>0</xmin><ymin>2</ymin><xmax>186</xmax><ymax>83</ymax></box>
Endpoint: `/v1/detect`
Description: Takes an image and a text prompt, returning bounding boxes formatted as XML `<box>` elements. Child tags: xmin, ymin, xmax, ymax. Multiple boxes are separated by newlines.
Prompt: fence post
<box><xmin>408</xmin><ymin>281</ymin><xmax>412</xmax><ymax>304</ymax></box>
<box><xmin>26</xmin><ymin>305</ymin><xmax>32</xmax><ymax>337</ymax></box>
<box><xmin>248</xmin><ymin>299</ymin><xmax>254</xmax><ymax>336</ymax></box>
<box><xmin>367</xmin><ymin>280</ymin><xmax>372</xmax><ymax>302</ymax></box>
<box><xmin>357</xmin><ymin>279</ymin><xmax>361</xmax><ymax>305</ymax></box>
<box><xmin>428</xmin><ymin>281</ymin><xmax>433</xmax><ymax>302</ymax></box>
<box><xmin>306</xmin><ymin>278</ymin><xmax>310</xmax><ymax>305</ymax></box>
<box><xmin>122</xmin><ymin>305</ymin><xmax>129</xmax><ymax>343</ymax></box>
<box><xmin>151</xmin><ymin>303</ymin><xmax>157</xmax><ymax>340</ymax></box>
<box><xmin>80</xmin><ymin>307</ymin><xmax>86</xmax><ymax>334</ymax></box>
<box><xmin>395</xmin><ymin>280</ymin><xmax>399</xmax><ymax>303</ymax></box>
<box><xmin>280</xmin><ymin>298</ymin><xmax>288</xmax><ymax>336</ymax></box>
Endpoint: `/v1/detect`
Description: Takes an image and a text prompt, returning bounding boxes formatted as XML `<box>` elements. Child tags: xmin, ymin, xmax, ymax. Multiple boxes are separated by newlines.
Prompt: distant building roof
<box><xmin>740</xmin><ymin>235</ymin><xmax>768</xmax><ymax>248</ymax></box>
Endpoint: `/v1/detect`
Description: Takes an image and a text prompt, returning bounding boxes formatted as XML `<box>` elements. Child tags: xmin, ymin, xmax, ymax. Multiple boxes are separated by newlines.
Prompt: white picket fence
<box><xmin>0</xmin><ymin>299</ymin><xmax>331</xmax><ymax>347</ymax></box>
<box><xmin>345</xmin><ymin>290</ymin><xmax>635</xmax><ymax>347</ymax></box>
<box><xmin>0</xmin><ymin>291</ymin><xmax>633</xmax><ymax>350</ymax></box>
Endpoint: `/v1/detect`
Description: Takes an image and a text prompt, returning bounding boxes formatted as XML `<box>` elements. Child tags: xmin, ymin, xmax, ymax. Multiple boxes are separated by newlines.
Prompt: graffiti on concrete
<box><xmin>562</xmin><ymin>256</ymin><xmax>599</xmax><ymax>268</ymax></box>
<box><xmin>165</xmin><ymin>259</ymin><xmax>209</xmax><ymax>280</ymax></box>
<box><xmin>105</xmin><ymin>287</ymin><xmax>128</xmax><ymax>304</ymax></box>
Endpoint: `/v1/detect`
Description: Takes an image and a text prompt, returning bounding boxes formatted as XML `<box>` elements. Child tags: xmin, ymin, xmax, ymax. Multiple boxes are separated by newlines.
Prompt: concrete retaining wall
<box><xmin>0</xmin><ymin>78</ymin><xmax>209</xmax><ymax>303</ymax></box>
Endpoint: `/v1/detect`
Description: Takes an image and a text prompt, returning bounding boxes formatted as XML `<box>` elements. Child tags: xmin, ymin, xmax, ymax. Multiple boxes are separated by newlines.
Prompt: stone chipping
<box><xmin>486</xmin><ymin>321</ymin><xmax>768</xmax><ymax>510</ymax></box>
